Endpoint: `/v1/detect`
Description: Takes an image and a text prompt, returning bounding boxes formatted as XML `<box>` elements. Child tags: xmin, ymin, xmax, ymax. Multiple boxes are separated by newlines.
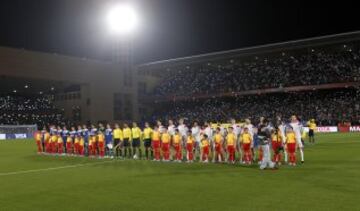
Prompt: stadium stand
<box><xmin>0</xmin><ymin>95</ymin><xmax>65</xmax><ymax>126</ymax></box>
<box><xmin>138</xmin><ymin>33</ymin><xmax>360</xmax><ymax>126</ymax></box>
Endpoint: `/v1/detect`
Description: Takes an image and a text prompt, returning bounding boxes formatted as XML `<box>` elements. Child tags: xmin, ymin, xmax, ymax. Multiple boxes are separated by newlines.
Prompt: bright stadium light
<box><xmin>106</xmin><ymin>3</ymin><xmax>138</xmax><ymax>35</ymax></box>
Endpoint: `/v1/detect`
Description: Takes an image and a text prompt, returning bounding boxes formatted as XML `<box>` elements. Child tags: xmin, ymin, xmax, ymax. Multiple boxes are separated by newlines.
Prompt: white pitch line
<box><xmin>0</xmin><ymin>160</ymin><xmax>115</xmax><ymax>177</ymax></box>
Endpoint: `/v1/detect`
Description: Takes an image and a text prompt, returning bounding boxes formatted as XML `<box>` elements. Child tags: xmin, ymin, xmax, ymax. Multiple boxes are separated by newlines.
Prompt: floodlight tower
<box><xmin>106</xmin><ymin>2</ymin><xmax>138</xmax><ymax>81</ymax></box>
<box><xmin>106</xmin><ymin>2</ymin><xmax>139</xmax><ymax>120</ymax></box>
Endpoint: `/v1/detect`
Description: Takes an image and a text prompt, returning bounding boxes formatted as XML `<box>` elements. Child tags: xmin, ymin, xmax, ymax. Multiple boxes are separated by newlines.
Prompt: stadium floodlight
<box><xmin>106</xmin><ymin>3</ymin><xmax>138</xmax><ymax>35</ymax></box>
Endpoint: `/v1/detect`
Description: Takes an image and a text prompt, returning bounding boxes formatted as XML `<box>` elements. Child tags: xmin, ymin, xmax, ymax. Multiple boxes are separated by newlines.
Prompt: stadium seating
<box><xmin>150</xmin><ymin>88</ymin><xmax>360</xmax><ymax>126</ymax></box>
<box><xmin>154</xmin><ymin>49</ymin><xmax>360</xmax><ymax>96</ymax></box>
<box><xmin>0</xmin><ymin>95</ymin><xmax>64</xmax><ymax>126</ymax></box>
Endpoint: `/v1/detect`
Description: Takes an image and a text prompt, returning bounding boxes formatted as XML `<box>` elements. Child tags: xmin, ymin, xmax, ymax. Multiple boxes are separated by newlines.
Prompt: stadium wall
<box><xmin>0</xmin><ymin>46</ymin><xmax>139</xmax><ymax>122</ymax></box>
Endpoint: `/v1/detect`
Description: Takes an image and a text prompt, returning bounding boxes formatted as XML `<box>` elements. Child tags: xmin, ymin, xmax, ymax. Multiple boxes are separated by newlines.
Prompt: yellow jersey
<box><xmin>214</xmin><ymin>134</ymin><xmax>222</xmax><ymax>144</ymax></box>
<box><xmin>57</xmin><ymin>136</ymin><xmax>63</xmax><ymax>144</ymax></box>
<box><xmin>173</xmin><ymin>134</ymin><xmax>181</xmax><ymax>144</ymax></box>
<box><xmin>98</xmin><ymin>134</ymin><xmax>105</xmax><ymax>142</ymax></box>
<box><xmin>143</xmin><ymin>127</ymin><xmax>153</xmax><ymax>139</ymax></box>
<box><xmin>271</xmin><ymin>133</ymin><xmax>282</xmax><ymax>142</ymax></box>
<box><xmin>123</xmin><ymin>128</ymin><xmax>132</xmax><ymax>139</ymax></box>
<box><xmin>35</xmin><ymin>133</ymin><xmax>41</xmax><ymax>141</ymax></box>
<box><xmin>187</xmin><ymin>136</ymin><xmax>195</xmax><ymax>144</ymax></box>
<box><xmin>152</xmin><ymin>131</ymin><xmax>160</xmax><ymax>141</ymax></box>
<box><xmin>286</xmin><ymin>132</ymin><xmax>296</xmax><ymax>144</ymax></box>
<box><xmin>241</xmin><ymin>133</ymin><xmax>252</xmax><ymax>144</ymax></box>
<box><xmin>66</xmin><ymin>136</ymin><xmax>72</xmax><ymax>143</ymax></box>
<box><xmin>74</xmin><ymin>137</ymin><xmax>80</xmax><ymax>144</ymax></box>
<box><xmin>161</xmin><ymin>133</ymin><xmax>171</xmax><ymax>144</ymax></box>
<box><xmin>51</xmin><ymin>135</ymin><xmax>57</xmax><ymax>143</ymax></box>
<box><xmin>44</xmin><ymin>133</ymin><xmax>50</xmax><ymax>142</ymax></box>
<box><xmin>132</xmin><ymin>127</ymin><xmax>142</xmax><ymax>139</ymax></box>
<box><xmin>201</xmin><ymin>139</ymin><xmax>209</xmax><ymax>147</ymax></box>
<box><xmin>309</xmin><ymin>122</ymin><xmax>317</xmax><ymax>130</ymax></box>
<box><xmin>113</xmin><ymin>128</ymin><xmax>123</xmax><ymax>140</ymax></box>
<box><xmin>79</xmin><ymin>138</ymin><xmax>84</xmax><ymax>146</ymax></box>
<box><xmin>226</xmin><ymin>133</ymin><xmax>236</xmax><ymax>146</ymax></box>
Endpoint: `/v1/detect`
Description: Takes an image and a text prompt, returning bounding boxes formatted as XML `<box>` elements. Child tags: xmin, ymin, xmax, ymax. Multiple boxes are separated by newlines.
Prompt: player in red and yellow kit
<box><xmin>152</xmin><ymin>126</ymin><xmax>161</xmax><ymax>161</ymax></box>
<box><xmin>286</xmin><ymin>127</ymin><xmax>297</xmax><ymax>166</ymax></box>
<box><xmin>44</xmin><ymin>132</ymin><xmax>50</xmax><ymax>153</ymax></box>
<box><xmin>161</xmin><ymin>129</ymin><xmax>171</xmax><ymax>161</ymax></box>
<box><xmin>74</xmin><ymin>135</ymin><xmax>80</xmax><ymax>156</ymax></box>
<box><xmin>201</xmin><ymin>134</ymin><xmax>210</xmax><ymax>162</ymax></box>
<box><xmin>89</xmin><ymin>134</ymin><xmax>97</xmax><ymax>157</ymax></box>
<box><xmin>51</xmin><ymin>134</ymin><xmax>58</xmax><ymax>154</ymax></box>
<box><xmin>34</xmin><ymin>131</ymin><xmax>42</xmax><ymax>154</ymax></box>
<box><xmin>172</xmin><ymin>129</ymin><xmax>182</xmax><ymax>162</ymax></box>
<box><xmin>97</xmin><ymin>132</ymin><xmax>105</xmax><ymax>158</ymax></box>
<box><xmin>57</xmin><ymin>135</ymin><xmax>64</xmax><ymax>154</ymax></box>
<box><xmin>79</xmin><ymin>137</ymin><xmax>85</xmax><ymax>156</ymax></box>
<box><xmin>66</xmin><ymin>135</ymin><xmax>73</xmax><ymax>155</ymax></box>
<box><xmin>241</xmin><ymin>127</ymin><xmax>253</xmax><ymax>164</ymax></box>
<box><xmin>186</xmin><ymin>131</ymin><xmax>195</xmax><ymax>162</ymax></box>
<box><xmin>226</xmin><ymin>127</ymin><xmax>236</xmax><ymax>163</ymax></box>
<box><xmin>271</xmin><ymin>128</ymin><xmax>283</xmax><ymax>164</ymax></box>
<box><xmin>213</xmin><ymin>128</ymin><xmax>224</xmax><ymax>162</ymax></box>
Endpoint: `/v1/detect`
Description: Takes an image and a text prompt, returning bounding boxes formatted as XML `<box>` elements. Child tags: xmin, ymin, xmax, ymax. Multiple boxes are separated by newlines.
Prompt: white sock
<box><xmin>300</xmin><ymin>148</ymin><xmax>304</xmax><ymax>161</ymax></box>
<box><xmin>284</xmin><ymin>151</ymin><xmax>288</xmax><ymax>162</ymax></box>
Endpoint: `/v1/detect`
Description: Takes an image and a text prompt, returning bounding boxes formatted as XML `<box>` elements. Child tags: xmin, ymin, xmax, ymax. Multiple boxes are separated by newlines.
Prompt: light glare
<box><xmin>107</xmin><ymin>4</ymin><xmax>138</xmax><ymax>35</ymax></box>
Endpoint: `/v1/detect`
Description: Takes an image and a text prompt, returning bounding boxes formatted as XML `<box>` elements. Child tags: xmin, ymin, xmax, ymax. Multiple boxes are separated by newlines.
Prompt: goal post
<box><xmin>0</xmin><ymin>125</ymin><xmax>37</xmax><ymax>140</ymax></box>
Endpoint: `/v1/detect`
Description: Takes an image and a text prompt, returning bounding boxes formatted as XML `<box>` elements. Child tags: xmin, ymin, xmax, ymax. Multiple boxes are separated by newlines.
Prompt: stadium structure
<box><xmin>1</xmin><ymin>31</ymin><xmax>360</xmax><ymax>126</ymax></box>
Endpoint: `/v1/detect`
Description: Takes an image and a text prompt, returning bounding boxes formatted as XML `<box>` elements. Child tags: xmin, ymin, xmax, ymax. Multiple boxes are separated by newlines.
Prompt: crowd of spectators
<box><xmin>149</xmin><ymin>88</ymin><xmax>360</xmax><ymax>126</ymax></box>
<box><xmin>0</xmin><ymin>95</ymin><xmax>65</xmax><ymax>126</ymax></box>
<box><xmin>155</xmin><ymin>48</ymin><xmax>360</xmax><ymax>96</ymax></box>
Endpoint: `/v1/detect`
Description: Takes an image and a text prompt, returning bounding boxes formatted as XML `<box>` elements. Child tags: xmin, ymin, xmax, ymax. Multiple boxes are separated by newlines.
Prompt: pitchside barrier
<box><xmin>0</xmin><ymin>125</ymin><xmax>37</xmax><ymax>140</ymax></box>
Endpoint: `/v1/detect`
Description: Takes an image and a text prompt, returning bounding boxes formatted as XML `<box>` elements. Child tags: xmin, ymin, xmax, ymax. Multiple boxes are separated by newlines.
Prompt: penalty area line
<box><xmin>0</xmin><ymin>160</ymin><xmax>116</xmax><ymax>177</ymax></box>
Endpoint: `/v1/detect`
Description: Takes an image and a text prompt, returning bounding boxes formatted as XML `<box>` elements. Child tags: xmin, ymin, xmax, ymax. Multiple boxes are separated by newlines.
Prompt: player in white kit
<box><xmin>191</xmin><ymin>121</ymin><xmax>201</xmax><ymax>160</ymax></box>
<box><xmin>177</xmin><ymin>118</ymin><xmax>188</xmax><ymax>146</ymax></box>
<box><xmin>290</xmin><ymin>115</ymin><xmax>304</xmax><ymax>163</ymax></box>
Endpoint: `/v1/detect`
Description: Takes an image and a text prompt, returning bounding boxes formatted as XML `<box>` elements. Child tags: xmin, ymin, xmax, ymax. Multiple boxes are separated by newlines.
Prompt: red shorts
<box><xmin>272</xmin><ymin>141</ymin><xmax>280</xmax><ymax>151</ymax></box>
<box><xmin>227</xmin><ymin>145</ymin><xmax>235</xmax><ymax>153</ymax></box>
<box><xmin>162</xmin><ymin>143</ymin><xmax>170</xmax><ymax>151</ymax></box>
<box><xmin>186</xmin><ymin>143</ymin><xmax>194</xmax><ymax>152</ymax></box>
<box><xmin>152</xmin><ymin>140</ymin><xmax>160</xmax><ymax>148</ymax></box>
<box><xmin>215</xmin><ymin>143</ymin><xmax>222</xmax><ymax>153</ymax></box>
<box><xmin>202</xmin><ymin>146</ymin><xmax>209</xmax><ymax>154</ymax></box>
<box><xmin>98</xmin><ymin>142</ymin><xmax>104</xmax><ymax>149</ymax></box>
<box><xmin>287</xmin><ymin>143</ymin><xmax>296</xmax><ymax>153</ymax></box>
<box><xmin>242</xmin><ymin>143</ymin><xmax>250</xmax><ymax>151</ymax></box>
<box><xmin>174</xmin><ymin>144</ymin><xmax>181</xmax><ymax>151</ymax></box>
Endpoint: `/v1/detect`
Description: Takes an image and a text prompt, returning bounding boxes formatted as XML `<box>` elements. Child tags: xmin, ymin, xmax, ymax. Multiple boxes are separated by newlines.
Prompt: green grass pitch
<box><xmin>0</xmin><ymin>133</ymin><xmax>359</xmax><ymax>211</ymax></box>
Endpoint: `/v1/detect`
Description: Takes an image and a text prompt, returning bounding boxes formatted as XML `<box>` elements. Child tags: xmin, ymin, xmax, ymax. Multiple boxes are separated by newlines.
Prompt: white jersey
<box><xmin>290</xmin><ymin>122</ymin><xmax>302</xmax><ymax>139</ymax></box>
<box><xmin>158</xmin><ymin>125</ymin><xmax>165</xmax><ymax>134</ymax></box>
<box><xmin>191</xmin><ymin>126</ymin><xmax>201</xmax><ymax>143</ymax></box>
<box><xmin>232</xmin><ymin>124</ymin><xmax>240</xmax><ymax>139</ymax></box>
<box><xmin>204</xmin><ymin>126</ymin><xmax>213</xmax><ymax>140</ymax></box>
<box><xmin>278</xmin><ymin>124</ymin><xmax>287</xmax><ymax>144</ymax></box>
<box><xmin>168</xmin><ymin>125</ymin><xmax>176</xmax><ymax>136</ymax></box>
<box><xmin>178</xmin><ymin>124</ymin><xmax>188</xmax><ymax>138</ymax></box>
<box><xmin>244</xmin><ymin>124</ymin><xmax>254</xmax><ymax>136</ymax></box>
<box><xmin>290</xmin><ymin>121</ymin><xmax>303</xmax><ymax>147</ymax></box>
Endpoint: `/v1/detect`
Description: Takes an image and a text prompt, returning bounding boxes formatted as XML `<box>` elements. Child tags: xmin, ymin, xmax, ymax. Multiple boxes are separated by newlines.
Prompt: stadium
<box><xmin>1</xmin><ymin>1</ymin><xmax>360</xmax><ymax>211</ymax></box>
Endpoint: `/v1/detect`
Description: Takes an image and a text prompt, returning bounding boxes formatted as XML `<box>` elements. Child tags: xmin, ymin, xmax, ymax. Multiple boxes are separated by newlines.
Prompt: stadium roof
<box><xmin>137</xmin><ymin>30</ymin><xmax>360</xmax><ymax>71</ymax></box>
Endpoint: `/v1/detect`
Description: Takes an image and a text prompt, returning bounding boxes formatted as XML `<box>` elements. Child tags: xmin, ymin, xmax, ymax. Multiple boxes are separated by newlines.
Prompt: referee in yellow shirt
<box><xmin>122</xmin><ymin>123</ymin><xmax>132</xmax><ymax>158</ymax></box>
<box><xmin>308</xmin><ymin>119</ymin><xmax>317</xmax><ymax>144</ymax></box>
<box><xmin>113</xmin><ymin>123</ymin><xmax>123</xmax><ymax>158</ymax></box>
<box><xmin>132</xmin><ymin>122</ymin><xmax>142</xmax><ymax>159</ymax></box>
<box><xmin>143</xmin><ymin>122</ymin><xmax>153</xmax><ymax>160</ymax></box>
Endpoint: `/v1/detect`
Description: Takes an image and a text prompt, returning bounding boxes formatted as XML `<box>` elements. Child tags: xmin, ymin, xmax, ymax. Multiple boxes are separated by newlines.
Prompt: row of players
<box><xmin>35</xmin><ymin>116</ymin><xmax>312</xmax><ymax>168</ymax></box>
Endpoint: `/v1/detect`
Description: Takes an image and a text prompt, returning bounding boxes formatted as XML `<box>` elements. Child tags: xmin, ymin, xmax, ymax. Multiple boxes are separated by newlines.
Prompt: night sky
<box><xmin>0</xmin><ymin>0</ymin><xmax>359</xmax><ymax>64</ymax></box>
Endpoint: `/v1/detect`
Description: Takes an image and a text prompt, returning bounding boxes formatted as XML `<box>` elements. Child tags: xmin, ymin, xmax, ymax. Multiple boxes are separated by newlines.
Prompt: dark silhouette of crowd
<box><xmin>155</xmin><ymin>49</ymin><xmax>360</xmax><ymax>96</ymax></box>
<box><xmin>0</xmin><ymin>95</ymin><xmax>65</xmax><ymax>125</ymax></box>
<box><xmin>150</xmin><ymin>88</ymin><xmax>360</xmax><ymax>126</ymax></box>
